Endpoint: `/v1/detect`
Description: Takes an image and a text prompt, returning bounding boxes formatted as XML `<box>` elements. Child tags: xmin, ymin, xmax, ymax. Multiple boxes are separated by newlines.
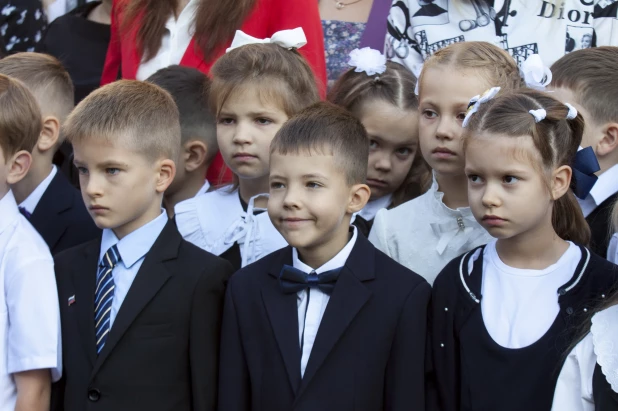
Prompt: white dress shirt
<box><xmin>18</xmin><ymin>165</ymin><xmax>57</xmax><ymax>214</ymax></box>
<box><xmin>480</xmin><ymin>239</ymin><xmax>580</xmax><ymax>348</ymax></box>
<box><xmin>577</xmin><ymin>164</ymin><xmax>618</xmax><ymax>217</ymax></box>
<box><xmin>135</xmin><ymin>0</ymin><xmax>198</xmax><ymax>81</ymax></box>
<box><xmin>293</xmin><ymin>227</ymin><xmax>358</xmax><ymax>377</ymax></box>
<box><xmin>99</xmin><ymin>211</ymin><xmax>168</xmax><ymax>327</ymax></box>
<box><xmin>357</xmin><ymin>194</ymin><xmax>392</xmax><ymax>222</ymax></box>
<box><xmin>369</xmin><ymin>174</ymin><xmax>492</xmax><ymax>284</ymax></box>
<box><xmin>195</xmin><ymin>180</ymin><xmax>210</xmax><ymax>197</ymax></box>
<box><xmin>0</xmin><ymin>190</ymin><xmax>62</xmax><ymax>411</ymax></box>
<box><xmin>552</xmin><ymin>304</ymin><xmax>618</xmax><ymax>411</ymax></box>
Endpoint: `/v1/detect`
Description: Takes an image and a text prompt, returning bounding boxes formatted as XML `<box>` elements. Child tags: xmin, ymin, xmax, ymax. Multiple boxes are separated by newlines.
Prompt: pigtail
<box><xmin>552</xmin><ymin>190</ymin><xmax>591</xmax><ymax>245</ymax></box>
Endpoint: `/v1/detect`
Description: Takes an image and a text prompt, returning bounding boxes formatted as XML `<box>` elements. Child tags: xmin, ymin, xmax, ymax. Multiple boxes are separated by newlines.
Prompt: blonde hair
<box><xmin>64</xmin><ymin>80</ymin><xmax>181</xmax><ymax>162</ymax></box>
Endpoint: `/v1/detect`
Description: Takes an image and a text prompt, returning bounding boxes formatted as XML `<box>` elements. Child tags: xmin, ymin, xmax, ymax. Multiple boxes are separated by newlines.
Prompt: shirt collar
<box><xmin>165</xmin><ymin>0</ymin><xmax>199</xmax><ymax>29</ymax></box>
<box><xmin>19</xmin><ymin>165</ymin><xmax>57</xmax><ymax>214</ymax></box>
<box><xmin>358</xmin><ymin>194</ymin><xmax>392</xmax><ymax>221</ymax></box>
<box><xmin>0</xmin><ymin>190</ymin><xmax>20</xmax><ymax>234</ymax></box>
<box><xmin>588</xmin><ymin>164</ymin><xmax>618</xmax><ymax>207</ymax></box>
<box><xmin>292</xmin><ymin>226</ymin><xmax>358</xmax><ymax>274</ymax></box>
<box><xmin>195</xmin><ymin>180</ymin><xmax>210</xmax><ymax>197</ymax></box>
<box><xmin>99</xmin><ymin>211</ymin><xmax>169</xmax><ymax>268</ymax></box>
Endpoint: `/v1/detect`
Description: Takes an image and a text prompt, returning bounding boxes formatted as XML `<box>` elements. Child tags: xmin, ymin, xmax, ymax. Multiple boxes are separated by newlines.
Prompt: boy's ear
<box><xmin>347</xmin><ymin>183</ymin><xmax>371</xmax><ymax>214</ymax></box>
<box><xmin>7</xmin><ymin>150</ymin><xmax>32</xmax><ymax>185</ymax></box>
<box><xmin>596</xmin><ymin>122</ymin><xmax>618</xmax><ymax>157</ymax></box>
<box><xmin>551</xmin><ymin>165</ymin><xmax>572</xmax><ymax>201</ymax></box>
<box><xmin>37</xmin><ymin>116</ymin><xmax>61</xmax><ymax>153</ymax></box>
<box><xmin>183</xmin><ymin>140</ymin><xmax>208</xmax><ymax>172</ymax></box>
<box><xmin>155</xmin><ymin>159</ymin><xmax>176</xmax><ymax>194</ymax></box>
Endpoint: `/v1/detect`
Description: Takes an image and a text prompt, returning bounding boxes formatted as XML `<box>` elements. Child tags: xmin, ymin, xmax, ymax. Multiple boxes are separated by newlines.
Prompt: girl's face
<box><xmin>359</xmin><ymin>99</ymin><xmax>418</xmax><ymax>200</ymax></box>
<box><xmin>418</xmin><ymin>66</ymin><xmax>489</xmax><ymax>177</ymax></box>
<box><xmin>216</xmin><ymin>84</ymin><xmax>289</xmax><ymax>181</ymax></box>
<box><xmin>465</xmin><ymin>134</ymin><xmax>557</xmax><ymax>241</ymax></box>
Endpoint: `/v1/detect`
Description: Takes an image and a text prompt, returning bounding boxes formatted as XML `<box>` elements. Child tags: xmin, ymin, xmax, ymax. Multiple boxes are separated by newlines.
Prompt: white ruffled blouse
<box><xmin>368</xmin><ymin>175</ymin><xmax>492</xmax><ymax>284</ymax></box>
<box><xmin>174</xmin><ymin>186</ymin><xmax>288</xmax><ymax>268</ymax></box>
<box><xmin>552</xmin><ymin>304</ymin><xmax>618</xmax><ymax>411</ymax></box>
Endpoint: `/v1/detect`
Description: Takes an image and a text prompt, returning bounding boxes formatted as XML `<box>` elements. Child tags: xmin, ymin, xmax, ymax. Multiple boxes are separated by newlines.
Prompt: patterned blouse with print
<box><xmin>0</xmin><ymin>0</ymin><xmax>47</xmax><ymax>55</ymax></box>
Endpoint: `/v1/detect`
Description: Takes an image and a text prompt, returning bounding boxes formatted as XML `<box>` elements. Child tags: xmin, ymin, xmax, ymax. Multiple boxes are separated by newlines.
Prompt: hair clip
<box><xmin>411</xmin><ymin>63</ymin><xmax>423</xmax><ymax>96</ymax></box>
<box><xmin>565</xmin><ymin>103</ymin><xmax>578</xmax><ymax>120</ymax></box>
<box><xmin>348</xmin><ymin>47</ymin><xmax>387</xmax><ymax>77</ymax></box>
<box><xmin>374</xmin><ymin>76</ymin><xmax>381</xmax><ymax>83</ymax></box>
<box><xmin>520</xmin><ymin>54</ymin><xmax>552</xmax><ymax>91</ymax></box>
<box><xmin>462</xmin><ymin>87</ymin><xmax>501</xmax><ymax>128</ymax></box>
<box><xmin>529</xmin><ymin>108</ymin><xmax>547</xmax><ymax>123</ymax></box>
<box><xmin>226</xmin><ymin>28</ymin><xmax>307</xmax><ymax>53</ymax></box>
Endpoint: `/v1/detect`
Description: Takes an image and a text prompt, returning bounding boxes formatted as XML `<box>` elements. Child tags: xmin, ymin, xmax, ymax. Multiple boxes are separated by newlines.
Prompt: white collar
<box><xmin>195</xmin><ymin>180</ymin><xmax>210</xmax><ymax>197</ymax></box>
<box><xmin>19</xmin><ymin>165</ymin><xmax>57</xmax><ymax>214</ymax></box>
<box><xmin>165</xmin><ymin>0</ymin><xmax>199</xmax><ymax>29</ymax></box>
<box><xmin>292</xmin><ymin>227</ymin><xmax>358</xmax><ymax>273</ymax></box>
<box><xmin>0</xmin><ymin>190</ymin><xmax>20</xmax><ymax>233</ymax></box>
<box><xmin>358</xmin><ymin>194</ymin><xmax>392</xmax><ymax>221</ymax></box>
<box><xmin>588</xmin><ymin>164</ymin><xmax>618</xmax><ymax>207</ymax></box>
<box><xmin>429</xmin><ymin>171</ymin><xmax>475</xmax><ymax>218</ymax></box>
<box><xmin>99</xmin><ymin>210</ymin><xmax>168</xmax><ymax>268</ymax></box>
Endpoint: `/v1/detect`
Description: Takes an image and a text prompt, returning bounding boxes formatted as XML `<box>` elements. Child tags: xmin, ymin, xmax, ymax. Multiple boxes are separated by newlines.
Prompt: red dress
<box><xmin>101</xmin><ymin>0</ymin><xmax>327</xmax><ymax>183</ymax></box>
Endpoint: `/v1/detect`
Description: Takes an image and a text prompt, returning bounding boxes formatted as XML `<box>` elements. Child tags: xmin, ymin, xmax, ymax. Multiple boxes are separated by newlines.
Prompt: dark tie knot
<box><xmin>306</xmin><ymin>271</ymin><xmax>320</xmax><ymax>286</ymax></box>
<box><xmin>279</xmin><ymin>265</ymin><xmax>342</xmax><ymax>295</ymax></box>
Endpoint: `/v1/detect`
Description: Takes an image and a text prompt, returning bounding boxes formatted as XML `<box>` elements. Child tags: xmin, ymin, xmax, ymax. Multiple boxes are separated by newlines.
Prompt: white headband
<box><xmin>529</xmin><ymin>108</ymin><xmax>547</xmax><ymax>123</ymax></box>
<box><xmin>565</xmin><ymin>103</ymin><xmax>578</xmax><ymax>120</ymax></box>
<box><xmin>462</xmin><ymin>87</ymin><xmax>501</xmax><ymax>128</ymax></box>
<box><xmin>226</xmin><ymin>28</ymin><xmax>307</xmax><ymax>53</ymax></box>
<box><xmin>348</xmin><ymin>47</ymin><xmax>387</xmax><ymax>77</ymax></box>
<box><xmin>520</xmin><ymin>54</ymin><xmax>552</xmax><ymax>91</ymax></box>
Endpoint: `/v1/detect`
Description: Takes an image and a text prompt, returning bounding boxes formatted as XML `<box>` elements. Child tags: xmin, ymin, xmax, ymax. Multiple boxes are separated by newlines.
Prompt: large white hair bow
<box><xmin>348</xmin><ymin>47</ymin><xmax>387</xmax><ymax>76</ymax></box>
<box><xmin>520</xmin><ymin>54</ymin><xmax>552</xmax><ymax>90</ymax></box>
<box><xmin>462</xmin><ymin>87</ymin><xmax>501</xmax><ymax>128</ymax></box>
<box><xmin>226</xmin><ymin>27</ymin><xmax>307</xmax><ymax>53</ymax></box>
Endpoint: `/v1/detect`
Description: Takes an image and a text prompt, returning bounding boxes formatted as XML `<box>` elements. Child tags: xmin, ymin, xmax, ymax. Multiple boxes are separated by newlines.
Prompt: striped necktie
<box><xmin>95</xmin><ymin>245</ymin><xmax>121</xmax><ymax>354</ymax></box>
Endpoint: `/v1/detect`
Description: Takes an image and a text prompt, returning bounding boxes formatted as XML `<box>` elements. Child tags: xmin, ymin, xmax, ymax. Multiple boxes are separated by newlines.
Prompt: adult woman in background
<box><xmin>102</xmin><ymin>0</ymin><xmax>327</xmax><ymax>183</ymax></box>
<box><xmin>385</xmin><ymin>0</ymin><xmax>618</xmax><ymax>70</ymax></box>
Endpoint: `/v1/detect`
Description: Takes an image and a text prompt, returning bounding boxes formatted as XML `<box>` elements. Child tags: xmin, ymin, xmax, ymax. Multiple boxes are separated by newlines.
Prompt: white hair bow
<box><xmin>348</xmin><ymin>47</ymin><xmax>387</xmax><ymax>77</ymax></box>
<box><xmin>529</xmin><ymin>108</ymin><xmax>547</xmax><ymax>122</ymax></box>
<box><xmin>565</xmin><ymin>103</ymin><xmax>578</xmax><ymax>120</ymax></box>
<box><xmin>520</xmin><ymin>54</ymin><xmax>552</xmax><ymax>90</ymax></box>
<box><xmin>226</xmin><ymin>28</ymin><xmax>307</xmax><ymax>53</ymax></box>
<box><xmin>462</xmin><ymin>87</ymin><xmax>501</xmax><ymax>128</ymax></box>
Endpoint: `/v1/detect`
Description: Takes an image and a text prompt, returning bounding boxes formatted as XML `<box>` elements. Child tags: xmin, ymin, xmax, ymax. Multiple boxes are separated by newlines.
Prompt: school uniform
<box><xmin>219</xmin><ymin>228</ymin><xmax>431</xmax><ymax>411</ymax></box>
<box><xmin>431</xmin><ymin>239</ymin><xmax>618</xmax><ymax>411</ymax></box>
<box><xmin>175</xmin><ymin>187</ymin><xmax>287</xmax><ymax>271</ymax></box>
<box><xmin>352</xmin><ymin>194</ymin><xmax>392</xmax><ymax>237</ymax></box>
<box><xmin>54</xmin><ymin>211</ymin><xmax>234</xmax><ymax>411</ymax></box>
<box><xmin>0</xmin><ymin>190</ymin><xmax>62</xmax><ymax>411</ymax></box>
<box><xmin>552</xmin><ymin>304</ymin><xmax>618</xmax><ymax>411</ymax></box>
<box><xmin>579</xmin><ymin>165</ymin><xmax>618</xmax><ymax>259</ymax></box>
<box><xmin>369</xmin><ymin>174</ymin><xmax>492</xmax><ymax>284</ymax></box>
<box><xmin>20</xmin><ymin>165</ymin><xmax>100</xmax><ymax>255</ymax></box>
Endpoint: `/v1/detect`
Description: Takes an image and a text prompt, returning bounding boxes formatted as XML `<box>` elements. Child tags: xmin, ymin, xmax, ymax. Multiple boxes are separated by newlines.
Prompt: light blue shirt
<box><xmin>99</xmin><ymin>211</ymin><xmax>168</xmax><ymax>327</ymax></box>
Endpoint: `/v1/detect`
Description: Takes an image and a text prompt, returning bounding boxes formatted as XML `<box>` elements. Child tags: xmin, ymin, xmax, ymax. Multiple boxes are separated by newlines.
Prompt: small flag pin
<box><xmin>68</xmin><ymin>295</ymin><xmax>76</xmax><ymax>306</ymax></box>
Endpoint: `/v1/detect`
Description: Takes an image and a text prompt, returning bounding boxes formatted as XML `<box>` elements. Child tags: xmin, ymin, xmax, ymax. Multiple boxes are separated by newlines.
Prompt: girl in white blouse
<box><xmin>369</xmin><ymin>41</ymin><xmax>523</xmax><ymax>284</ymax></box>
<box><xmin>174</xmin><ymin>29</ymin><xmax>320</xmax><ymax>270</ymax></box>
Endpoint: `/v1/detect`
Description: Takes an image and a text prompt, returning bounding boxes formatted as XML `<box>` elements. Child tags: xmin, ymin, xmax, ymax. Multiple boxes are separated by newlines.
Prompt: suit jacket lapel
<box><xmin>295</xmin><ymin>235</ymin><xmax>375</xmax><ymax>400</ymax></box>
<box><xmin>30</xmin><ymin>172</ymin><xmax>73</xmax><ymax>250</ymax></box>
<box><xmin>92</xmin><ymin>221</ymin><xmax>180</xmax><ymax>376</ymax></box>
<box><xmin>73</xmin><ymin>239</ymin><xmax>102</xmax><ymax>367</ymax></box>
<box><xmin>263</xmin><ymin>247</ymin><xmax>303</xmax><ymax>395</ymax></box>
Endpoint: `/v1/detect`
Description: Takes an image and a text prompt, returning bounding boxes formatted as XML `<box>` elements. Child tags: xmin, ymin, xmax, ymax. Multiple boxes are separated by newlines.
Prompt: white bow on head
<box><xmin>529</xmin><ymin>108</ymin><xmax>547</xmax><ymax>123</ymax></box>
<box><xmin>348</xmin><ymin>47</ymin><xmax>387</xmax><ymax>77</ymax></box>
<box><xmin>462</xmin><ymin>87</ymin><xmax>501</xmax><ymax>128</ymax></box>
<box><xmin>565</xmin><ymin>103</ymin><xmax>578</xmax><ymax>120</ymax></box>
<box><xmin>226</xmin><ymin>27</ymin><xmax>307</xmax><ymax>53</ymax></box>
<box><xmin>520</xmin><ymin>54</ymin><xmax>552</xmax><ymax>90</ymax></box>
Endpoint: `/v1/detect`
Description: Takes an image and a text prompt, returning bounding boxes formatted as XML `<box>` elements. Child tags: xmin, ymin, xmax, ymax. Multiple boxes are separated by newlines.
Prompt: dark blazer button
<box><xmin>566</xmin><ymin>307</ymin><xmax>574</xmax><ymax>315</ymax></box>
<box><xmin>88</xmin><ymin>388</ymin><xmax>101</xmax><ymax>402</ymax></box>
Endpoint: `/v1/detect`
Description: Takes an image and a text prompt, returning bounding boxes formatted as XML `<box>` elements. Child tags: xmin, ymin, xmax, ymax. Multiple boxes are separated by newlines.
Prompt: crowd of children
<box><xmin>0</xmin><ymin>26</ymin><xmax>616</xmax><ymax>411</ymax></box>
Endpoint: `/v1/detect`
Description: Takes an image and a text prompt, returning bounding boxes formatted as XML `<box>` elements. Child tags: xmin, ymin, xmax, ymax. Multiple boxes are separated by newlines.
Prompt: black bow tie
<box><xmin>278</xmin><ymin>265</ymin><xmax>342</xmax><ymax>295</ymax></box>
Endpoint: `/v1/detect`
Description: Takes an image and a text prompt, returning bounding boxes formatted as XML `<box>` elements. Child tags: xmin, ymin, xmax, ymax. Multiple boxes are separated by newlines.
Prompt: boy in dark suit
<box><xmin>551</xmin><ymin>47</ymin><xmax>618</xmax><ymax>258</ymax></box>
<box><xmin>146</xmin><ymin>65</ymin><xmax>218</xmax><ymax>216</ymax></box>
<box><xmin>0</xmin><ymin>52</ymin><xmax>100</xmax><ymax>255</ymax></box>
<box><xmin>218</xmin><ymin>102</ymin><xmax>431</xmax><ymax>411</ymax></box>
<box><xmin>54</xmin><ymin>80</ymin><xmax>234</xmax><ymax>411</ymax></box>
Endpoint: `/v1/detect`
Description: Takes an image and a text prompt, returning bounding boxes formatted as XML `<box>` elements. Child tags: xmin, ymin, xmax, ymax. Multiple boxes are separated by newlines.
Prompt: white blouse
<box><xmin>369</xmin><ymin>175</ymin><xmax>492</xmax><ymax>284</ymax></box>
<box><xmin>135</xmin><ymin>0</ymin><xmax>198</xmax><ymax>81</ymax></box>
<box><xmin>552</xmin><ymin>304</ymin><xmax>618</xmax><ymax>411</ymax></box>
<box><xmin>609</xmin><ymin>234</ymin><xmax>617</xmax><ymax>264</ymax></box>
<box><xmin>174</xmin><ymin>186</ymin><xmax>288</xmax><ymax>267</ymax></box>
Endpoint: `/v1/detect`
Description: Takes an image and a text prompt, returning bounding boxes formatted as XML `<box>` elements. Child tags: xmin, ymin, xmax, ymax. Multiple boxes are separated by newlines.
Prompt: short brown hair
<box><xmin>210</xmin><ymin>43</ymin><xmax>320</xmax><ymax>117</ymax></box>
<box><xmin>420</xmin><ymin>42</ymin><xmax>523</xmax><ymax>95</ymax></box>
<box><xmin>64</xmin><ymin>80</ymin><xmax>180</xmax><ymax>161</ymax></box>
<box><xmin>551</xmin><ymin>46</ymin><xmax>618</xmax><ymax>125</ymax></box>
<box><xmin>0</xmin><ymin>53</ymin><xmax>74</xmax><ymax>124</ymax></box>
<box><xmin>270</xmin><ymin>102</ymin><xmax>368</xmax><ymax>185</ymax></box>
<box><xmin>0</xmin><ymin>74</ymin><xmax>42</xmax><ymax>160</ymax></box>
<box><xmin>463</xmin><ymin>88</ymin><xmax>590</xmax><ymax>245</ymax></box>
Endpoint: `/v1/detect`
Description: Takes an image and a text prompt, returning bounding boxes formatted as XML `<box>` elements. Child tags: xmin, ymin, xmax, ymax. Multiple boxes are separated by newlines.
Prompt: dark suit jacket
<box><xmin>54</xmin><ymin>220</ymin><xmax>234</xmax><ymax>411</ymax></box>
<box><xmin>30</xmin><ymin>170</ymin><xmax>100</xmax><ymax>255</ymax></box>
<box><xmin>218</xmin><ymin>233</ymin><xmax>431</xmax><ymax>411</ymax></box>
<box><xmin>586</xmin><ymin>192</ymin><xmax>618</xmax><ymax>258</ymax></box>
